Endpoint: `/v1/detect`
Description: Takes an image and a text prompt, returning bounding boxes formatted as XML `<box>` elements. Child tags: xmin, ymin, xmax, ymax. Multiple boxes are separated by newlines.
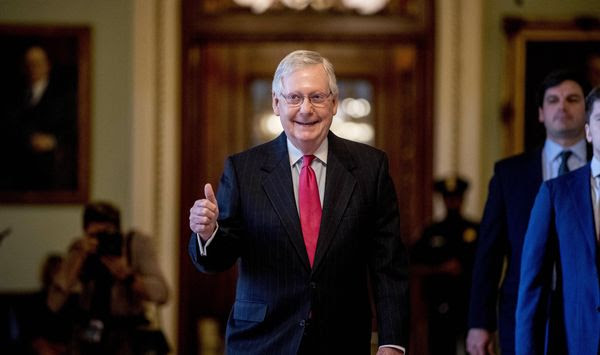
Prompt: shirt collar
<box><xmin>544</xmin><ymin>138</ymin><xmax>587</xmax><ymax>162</ymax></box>
<box><xmin>30</xmin><ymin>78</ymin><xmax>49</xmax><ymax>104</ymax></box>
<box><xmin>287</xmin><ymin>138</ymin><xmax>328</xmax><ymax>167</ymax></box>
<box><xmin>591</xmin><ymin>156</ymin><xmax>600</xmax><ymax>178</ymax></box>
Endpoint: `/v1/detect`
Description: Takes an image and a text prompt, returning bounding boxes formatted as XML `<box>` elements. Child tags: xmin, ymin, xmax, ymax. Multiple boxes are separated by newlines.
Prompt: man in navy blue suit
<box><xmin>188</xmin><ymin>50</ymin><xmax>409</xmax><ymax>354</ymax></box>
<box><xmin>516</xmin><ymin>87</ymin><xmax>600</xmax><ymax>354</ymax></box>
<box><xmin>467</xmin><ymin>70</ymin><xmax>590</xmax><ymax>355</ymax></box>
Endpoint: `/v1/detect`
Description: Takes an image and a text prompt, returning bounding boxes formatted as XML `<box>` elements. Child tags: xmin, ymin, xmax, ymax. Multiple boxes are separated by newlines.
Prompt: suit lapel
<box><xmin>261</xmin><ymin>133</ymin><xmax>358</xmax><ymax>272</ymax></box>
<box><xmin>528</xmin><ymin>148</ymin><xmax>544</xmax><ymax>195</ymax></box>
<box><xmin>312</xmin><ymin>134</ymin><xmax>356</xmax><ymax>272</ymax></box>
<box><xmin>261</xmin><ymin>134</ymin><xmax>311</xmax><ymax>271</ymax></box>
<box><xmin>568</xmin><ymin>165</ymin><xmax>597</xmax><ymax>259</ymax></box>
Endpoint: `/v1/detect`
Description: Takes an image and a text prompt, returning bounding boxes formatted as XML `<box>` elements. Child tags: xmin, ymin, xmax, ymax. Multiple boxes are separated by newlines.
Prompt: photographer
<box><xmin>47</xmin><ymin>201</ymin><xmax>168</xmax><ymax>354</ymax></box>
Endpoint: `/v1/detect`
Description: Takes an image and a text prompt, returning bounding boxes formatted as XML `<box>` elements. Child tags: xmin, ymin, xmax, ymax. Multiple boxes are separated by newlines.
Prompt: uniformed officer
<box><xmin>411</xmin><ymin>176</ymin><xmax>479</xmax><ymax>355</ymax></box>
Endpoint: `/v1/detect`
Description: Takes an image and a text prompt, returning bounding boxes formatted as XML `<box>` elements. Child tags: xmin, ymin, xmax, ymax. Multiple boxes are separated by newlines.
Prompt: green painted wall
<box><xmin>0</xmin><ymin>0</ymin><xmax>133</xmax><ymax>290</ymax></box>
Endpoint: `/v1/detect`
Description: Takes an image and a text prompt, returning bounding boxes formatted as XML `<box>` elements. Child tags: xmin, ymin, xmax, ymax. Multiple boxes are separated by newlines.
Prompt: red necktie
<box><xmin>299</xmin><ymin>155</ymin><xmax>322</xmax><ymax>267</ymax></box>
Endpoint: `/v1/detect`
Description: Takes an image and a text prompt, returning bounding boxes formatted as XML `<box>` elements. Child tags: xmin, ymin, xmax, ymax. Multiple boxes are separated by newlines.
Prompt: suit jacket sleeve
<box><xmin>188</xmin><ymin>156</ymin><xmax>245</xmax><ymax>273</ymax></box>
<box><xmin>468</xmin><ymin>171</ymin><xmax>509</xmax><ymax>330</ymax></box>
<box><xmin>369</xmin><ymin>153</ymin><xmax>410</xmax><ymax>346</ymax></box>
<box><xmin>515</xmin><ymin>182</ymin><xmax>554</xmax><ymax>355</ymax></box>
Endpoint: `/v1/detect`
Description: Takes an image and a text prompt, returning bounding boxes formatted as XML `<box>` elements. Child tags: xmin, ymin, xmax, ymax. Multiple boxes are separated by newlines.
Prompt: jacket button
<box><xmin>309</xmin><ymin>282</ymin><xmax>316</xmax><ymax>289</ymax></box>
<box><xmin>299</xmin><ymin>320</ymin><xmax>305</xmax><ymax>327</ymax></box>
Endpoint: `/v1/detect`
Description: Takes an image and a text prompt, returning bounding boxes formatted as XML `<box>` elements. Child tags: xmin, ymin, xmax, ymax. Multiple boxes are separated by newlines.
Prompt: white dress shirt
<box><xmin>590</xmin><ymin>157</ymin><xmax>600</xmax><ymax>239</ymax></box>
<box><xmin>287</xmin><ymin>138</ymin><xmax>327</xmax><ymax>209</ymax></box>
<box><xmin>542</xmin><ymin>138</ymin><xmax>587</xmax><ymax>181</ymax></box>
<box><xmin>29</xmin><ymin>78</ymin><xmax>48</xmax><ymax>106</ymax></box>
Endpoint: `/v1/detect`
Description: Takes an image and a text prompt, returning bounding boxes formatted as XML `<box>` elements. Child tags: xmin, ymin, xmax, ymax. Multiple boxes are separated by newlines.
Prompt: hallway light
<box><xmin>233</xmin><ymin>0</ymin><xmax>274</xmax><ymax>13</ymax></box>
<box><xmin>340</xmin><ymin>0</ymin><xmax>389</xmax><ymax>15</ymax></box>
<box><xmin>233</xmin><ymin>0</ymin><xmax>389</xmax><ymax>14</ymax></box>
<box><xmin>341</xmin><ymin>97</ymin><xmax>371</xmax><ymax>118</ymax></box>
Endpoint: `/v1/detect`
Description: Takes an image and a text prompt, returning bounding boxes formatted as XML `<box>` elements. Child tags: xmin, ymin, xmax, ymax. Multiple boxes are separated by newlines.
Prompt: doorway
<box><xmin>179</xmin><ymin>3</ymin><xmax>434</xmax><ymax>353</ymax></box>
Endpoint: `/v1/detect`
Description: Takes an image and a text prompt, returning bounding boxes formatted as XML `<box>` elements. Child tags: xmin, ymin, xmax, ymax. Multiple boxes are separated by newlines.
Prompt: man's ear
<box><xmin>586</xmin><ymin>123</ymin><xmax>592</xmax><ymax>143</ymax></box>
<box><xmin>331</xmin><ymin>95</ymin><xmax>338</xmax><ymax>116</ymax></box>
<box><xmin>538</xmin><ymin>107</ymin><xmax>545</xmax><ymax>123</ymax></box>
<box><xmin>272</xmin><ymin>92</ymin><xmax>281</xmax><ymax>115</ymax></box>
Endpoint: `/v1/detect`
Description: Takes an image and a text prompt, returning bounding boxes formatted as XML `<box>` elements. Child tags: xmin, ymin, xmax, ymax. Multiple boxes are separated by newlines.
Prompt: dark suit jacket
<box><xmin>1</xmin><ymin>77</ymin><xmax>77</xmax><ymax>190</ymax></box>
<box><xmin>468</xmin><ymin>149</ymin><xmax>543</xmax><ymax>354</ymax></box>
<box><xmin>516</xmin><ymin>164</ymin><xmax>600</xmax><ymax>355</ymax></box>
<box><xmin>188</xmin><ymin>132</ymin><xmax>409</xmax><ymax>354</ymax></box>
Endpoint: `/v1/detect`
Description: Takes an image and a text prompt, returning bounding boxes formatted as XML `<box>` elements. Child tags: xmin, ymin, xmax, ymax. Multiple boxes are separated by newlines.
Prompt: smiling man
<box><xmin>188</xmin><ymin>50</ymin><xmax>409</xmax><ymax>354</ymax></box>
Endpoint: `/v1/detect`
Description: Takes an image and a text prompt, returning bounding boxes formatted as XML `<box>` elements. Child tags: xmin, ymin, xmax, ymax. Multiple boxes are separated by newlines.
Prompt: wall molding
<box><xmin>132</xmin><ymin>0</ymin><xmax>180</xmax><ymax>351</ymax></box>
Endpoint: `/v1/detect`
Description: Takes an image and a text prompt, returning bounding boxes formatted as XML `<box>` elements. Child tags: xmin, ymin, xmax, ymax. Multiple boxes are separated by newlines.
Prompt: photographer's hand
<box><xmin>81</xmin><ymin>235</ymin><xmax>99</xmax><ymax>254</ymax></box>
<box><xmin>101</xmin><ymin>255</ymin><xmax>132</xmax><ymax>281</ymax></box>
<box><xmin>62</xmin><ymin>235</ymin><xmax>98</xmax><ymax>284</ymax></box>
<box><xmin>47</xmin><ymin>235</ymin><xmax>99</xmax><ymax>312</ymax></box>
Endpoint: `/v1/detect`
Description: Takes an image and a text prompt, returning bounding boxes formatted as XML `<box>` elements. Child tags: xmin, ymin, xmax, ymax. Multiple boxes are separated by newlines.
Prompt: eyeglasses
<box><xmin>279</xmin><ymin>91</ymin><xmax>332</xmax><ymax>107</ymax></box>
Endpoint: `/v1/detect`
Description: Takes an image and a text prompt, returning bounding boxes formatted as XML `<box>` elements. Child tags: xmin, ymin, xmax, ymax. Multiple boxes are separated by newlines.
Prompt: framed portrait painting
<box><xmin>0</xmin><ymin>25</ymin><xmax>90</xmax><ymax>203</ymax></box>
<box><xmin>502</xmin><ymin>17</ymin><xmax>600</xmax><ymax>156</ymax></box>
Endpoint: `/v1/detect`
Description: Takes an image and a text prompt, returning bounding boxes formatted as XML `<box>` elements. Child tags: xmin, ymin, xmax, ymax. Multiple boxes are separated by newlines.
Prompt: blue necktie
<box><xmin>558</xmin><ymin>150</ymin><xmax>572</xmax><ymax>176</ymax></box>
<box><xmin>551</xmin><ymin>150</ymin><xmax>572</xmax><ymax>290</ymax></box>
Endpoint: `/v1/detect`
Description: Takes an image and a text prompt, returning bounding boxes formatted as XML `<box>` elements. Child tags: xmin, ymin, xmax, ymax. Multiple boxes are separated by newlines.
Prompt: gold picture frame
<box><xmin>502</xmin><ymin>17</ymin><xmax>600</xmax><ymax>156</ymax></box>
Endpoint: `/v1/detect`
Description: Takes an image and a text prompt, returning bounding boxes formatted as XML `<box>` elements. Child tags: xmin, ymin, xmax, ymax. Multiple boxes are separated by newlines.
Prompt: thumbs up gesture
<box><xmin>189</xmin><ymin>183</ymin><xmax>219</xmax><ymax>241</ymax></box>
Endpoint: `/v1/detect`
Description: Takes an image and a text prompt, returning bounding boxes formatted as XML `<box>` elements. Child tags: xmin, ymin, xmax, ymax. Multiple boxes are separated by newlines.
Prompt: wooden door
<box><xmin>180</xmin><ymin>2</ymin><xmax>433</xmax><ymax>353</ymax></box>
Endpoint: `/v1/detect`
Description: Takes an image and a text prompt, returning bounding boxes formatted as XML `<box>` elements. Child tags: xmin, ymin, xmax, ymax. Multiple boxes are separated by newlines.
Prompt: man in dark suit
<box><xmin>188</xmin><ymin>50</ymin><xmax>409</xmax><ymax>354</ymax></box>
<box><xmin>516</xmin><ymin>87</ymin><xmax>600</xmax><ymax>354</ymax></box>
<box><xmin>411</xmin><ymin>176</ymin><xmax>478</xmax><ymax>354</ymax></box>
<box><xmin>1</xmin><ymin>45</ymin><xmax>77</xmax><ymax>190</ymax></box>
<box><xmin>466</xmin><ymin>69</ymin><xmax>589</xmax><ymax>355</ymax></box>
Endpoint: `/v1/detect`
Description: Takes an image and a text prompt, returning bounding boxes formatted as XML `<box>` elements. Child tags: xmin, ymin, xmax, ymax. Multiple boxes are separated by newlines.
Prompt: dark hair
<box><xmin>536</xmin><ymin>69</ymin><xmax>590</xmax><ymax>108</ymax></box>
<box><xmin>586</xmin><ymin>86</ymin><xmax>600</xmax><ymax>123</ymax></box>
<box><xmin>83</xmin><ymin>201</ymin><xmax>121</xmax><ymax>230</ymax></box>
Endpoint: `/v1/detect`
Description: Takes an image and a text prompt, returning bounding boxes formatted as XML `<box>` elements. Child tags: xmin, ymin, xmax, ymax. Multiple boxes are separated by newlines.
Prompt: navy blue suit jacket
<box><xmin>188</xmin><ymin>132</ymin><xmax>409</xmax><ymax>354</ymax></box>
<box><xmin>516</xmin><ymin>164</ymin><xmax>600</xmax><ymax>354</ymax></box>
<box><xmin>468</xmin><ymin>149</ymin><xmax>543</xmax><ymax>353</ymax></box>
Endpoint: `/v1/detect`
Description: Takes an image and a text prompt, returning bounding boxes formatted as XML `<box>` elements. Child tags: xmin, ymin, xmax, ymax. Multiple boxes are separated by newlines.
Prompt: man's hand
<box><xmin>101</xmin><ymin>255</ymin><xmax>132</xmax><ymax>281</ymax></box>
<box><xmin>79</xmin><ymin>235</ymin><xmax>99</xmax><ymax>255</ymax></box>
<box><xmin>189</xmin><ymin>183</ymin><xmax>219</xmax><ymax>241</ymax></box>
<box><xmin>466</xmin><ymin>328</ymin><xmax>496</xmax><ymax>355</ymax></box>
<box><xmin>101</xmin><ymin>255</ymin><xmax>145</xmax><ymax>295</ymax></box>
<box><xmin>30</xmin><ymin>132</ymin><xmax>57</xmax><ymax>152</ymax></box>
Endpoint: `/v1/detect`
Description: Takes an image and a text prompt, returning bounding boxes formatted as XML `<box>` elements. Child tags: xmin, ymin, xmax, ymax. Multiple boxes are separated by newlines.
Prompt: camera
<box><xmin>80</xmin><ymin>230</ymin><xmax>123</xmax><ymax>283</ymax></box>
<box><xmin>94</xmin><ymin>230</ymin><xmax>123</xmax><ymax>256</ymax></box>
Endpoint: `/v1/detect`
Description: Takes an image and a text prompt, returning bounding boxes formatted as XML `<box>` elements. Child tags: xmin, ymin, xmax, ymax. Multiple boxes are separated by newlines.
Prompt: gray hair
<box><xmin>272</xmin><ymin>50</ymin><xmax>338</xmax><ymax>96</ymax></box>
